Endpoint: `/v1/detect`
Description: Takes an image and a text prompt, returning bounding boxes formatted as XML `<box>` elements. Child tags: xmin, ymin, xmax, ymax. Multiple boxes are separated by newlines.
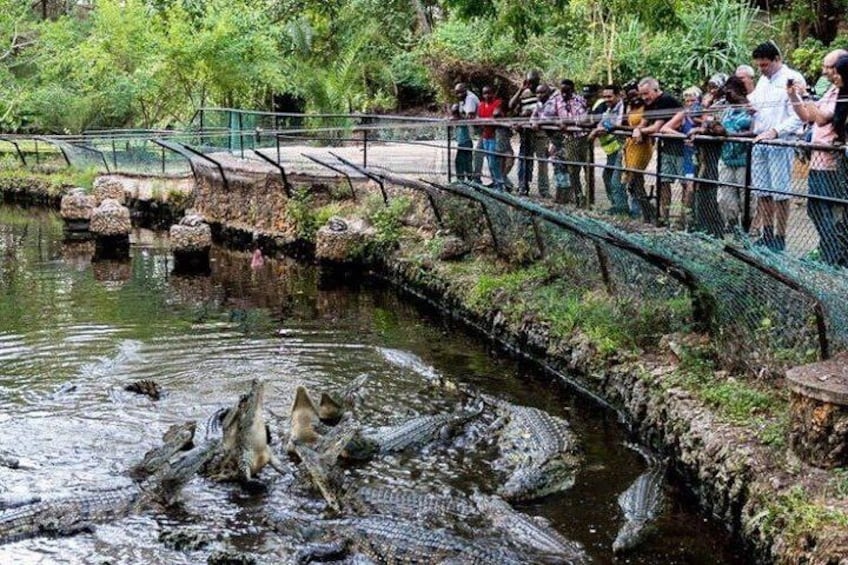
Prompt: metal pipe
<box><xmin>301</xmin><ymin>153</ymin><xmax>357</xmax><ymax>200</ymax></box>
<box><xmin>151</xmin><ymin>139</ymin><xmax>199</xmax><ymax>185</ymax></box>
<box><xmin>328</xmin><ymin>151</ymin><xmax>387</xmax><ymax>205</ymax></box>
<box><xmin>181</xmin><ymin>143</ymin><xmax>229</xmax><ymax>192</ymax></box>
<box><xmin>0</xmin><ymin>137</ymin><xmax>27</xmax><ymax>166</ymax></box>
<box><xmin>252</xmin><ymin>149</ymin><xmax>293</xmax><ymax>198</ymax></box>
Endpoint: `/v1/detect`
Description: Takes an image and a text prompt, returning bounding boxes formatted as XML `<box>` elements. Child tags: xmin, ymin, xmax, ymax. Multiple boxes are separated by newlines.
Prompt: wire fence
<box><xmin>3</xmin><ymin>108</ymin><xmax>847</xmax><ymax>373</ymax></box>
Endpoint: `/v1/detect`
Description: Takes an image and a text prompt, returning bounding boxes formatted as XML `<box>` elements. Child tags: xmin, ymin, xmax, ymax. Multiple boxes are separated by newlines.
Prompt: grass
<box><xmin>754</xmin><ymin>485</ymin><xmax>848</xmax><ymax>541</ymax></box>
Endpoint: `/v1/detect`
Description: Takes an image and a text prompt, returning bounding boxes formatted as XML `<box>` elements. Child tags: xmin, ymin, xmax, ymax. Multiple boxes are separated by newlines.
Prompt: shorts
<box><xmin>750</xmin><ymin>144</ymin><xmax>794</xmax><ymax>201</ymax></box>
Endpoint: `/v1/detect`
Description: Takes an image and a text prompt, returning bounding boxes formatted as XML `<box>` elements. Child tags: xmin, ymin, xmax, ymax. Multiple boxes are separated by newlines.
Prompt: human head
<box><xmin>450</xmin><ymin>103</ymin><xmax>460</xmax><ymax>117</ymax></box>
<box><xmin>453</xmin><ymin>82</ymin><xmax>468</xmax><ymax>100</ymax></box>
<box><xmin>536</xmin><ymin>84</ymin><xmax>552</xmax><ymax>102</ymax></box>
<box><xmin>559</xmin><ymin>79</ymin><xmax>575</xmax><ymax>98</ymax></box>
<box><xmin>626</xmin><ymin>88</ymin><xmax>644</xmax><ymax>108</ymax></box>
<box><xmin>707</xmin><ymin>73</ymin><xmax>728</xmax><ymax>94</ymax></box>
<box><xmin>601</xmin><ymin>84</ymin><xmax>621</xmax><ymax>105</ymax></box>
<box><xmin>723</xmin><ymin>75</ymin><xmax>747</xmax><ymax>104</ymax></box>
<box><xmin>481</xmin><ymin>85</ymin><xmax>494</xmax><ymax>101</ymax></box>
<box><xmin>637</xmin><ymin>77</ymin><xmax>662</xmax><ymax>105</ymax></box>
<box><xmin>752</xmin><ymin>41</ymin><xmax>782</xmax><ymax>79</ymax></box>
<box><xmin>526</xmin><ymin>70</ymin><xmax>541</xmax><ymax>90</ymax></box>
<box><xmin>734</xmin><ymin>64</ymin><xmax>755</xmax><ymax>94</ymax></box>
<box><xmin>823</xmin><ymin>49</ymin><xmax>848</xmax><ymax>83</ymax></box>
<box><xmin>682</xmin><ymin>86</ymin><xmax>702</xmax><ymax>107</ymax></box>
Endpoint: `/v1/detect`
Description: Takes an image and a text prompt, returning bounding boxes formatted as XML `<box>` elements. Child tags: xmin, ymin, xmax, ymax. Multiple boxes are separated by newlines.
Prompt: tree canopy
<box><xmin>2</xmin><ymin>0</ymin><xmax>847</xmax><ymax>132</ymax></box>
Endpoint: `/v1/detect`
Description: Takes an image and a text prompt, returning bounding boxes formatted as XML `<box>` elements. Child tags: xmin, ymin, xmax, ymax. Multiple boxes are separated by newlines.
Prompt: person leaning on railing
<box><xmin>790</xmin><ymin>50</ymin><xmax>848</xmax><ymax>267</ymax></box>
<box><xmin>588</xmin><ymin>85</ymin><xmax>628</xmax><ymax>215</ymax></box>
<box><xmin>622</xmin><ymin>87</ymin><xmax>653</xmax><ymax>221</ymax></box>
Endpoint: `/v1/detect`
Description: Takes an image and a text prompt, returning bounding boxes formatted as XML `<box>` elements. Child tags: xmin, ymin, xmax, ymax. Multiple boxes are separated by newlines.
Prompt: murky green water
<box><xmin>0</xmin><ymin>203</ymin><xmax>745</xmax><ymax>564</ymax></box>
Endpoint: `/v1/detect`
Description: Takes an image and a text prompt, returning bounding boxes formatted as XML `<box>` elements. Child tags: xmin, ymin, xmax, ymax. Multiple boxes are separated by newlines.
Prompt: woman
<box><xmin>660</xmin><ymin>86</ymin><xmax>703</xmax><ymax>228</ymax></box>
<box><xmin>622</xmin><ymin>88</ymin><xmax>653</xmax><ymax>220</ymax></box>
<box><xmin>790</xmin><ymin>53</ymin><xmax>848</xmax><ymax>266</ymax></box>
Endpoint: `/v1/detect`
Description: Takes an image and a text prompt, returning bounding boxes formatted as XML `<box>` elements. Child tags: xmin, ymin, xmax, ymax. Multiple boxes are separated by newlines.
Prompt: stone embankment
<box><xmin>3</xmin><ymin>160</ymin><xmax>847</xmax><ymax>564</ymax></box>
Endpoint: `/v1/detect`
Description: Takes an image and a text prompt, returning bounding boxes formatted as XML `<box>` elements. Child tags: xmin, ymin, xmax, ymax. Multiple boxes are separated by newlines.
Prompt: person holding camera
<box><xmin>789</xmin><ymin>49</ymin><xmax>848</xmax><ymax>265</ymax></box>
<box><xmin>748</xmin><ymin>41</ymin><xmax>806</xmax><ymax>252</ymax></box>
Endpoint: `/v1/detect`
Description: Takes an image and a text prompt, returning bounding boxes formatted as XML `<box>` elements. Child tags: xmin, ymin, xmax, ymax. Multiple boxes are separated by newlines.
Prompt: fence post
<box><xmin>363</xmin><ymin>128</ymin><xmax>368</xmax><ymax>168</ymax></box>
<box><xmin>742</xmin><ymin>141</ymin><xmax>753</xmax><ymax>233</ymax></box>
<box><xmin>238</xmin><ymin>112</ymin><xmax>245</xmax><ymax>158</ymax></box>
<box><xmin>586</xmin><ymin>135</ymin><xmax>595</xmax><ymax>209</ymax></box>
<box><xmin>446</xmin><ymin>125</ymin><xmax>453</xmax><ymax>182</ymax></box>
<box><xmin>34</xmin><ymin>139</ymin><xmax>40</xmax><ymax>165</ymax></box>
<box><xmin>111</xmin><ymin>138</ymin><xmax>118</xmax><ymax>170</ymax></box>
<box><xmin>654</xmin><ymin>137</ymin><xmax>664</xmax><ymax>226</ymax></box>
<box><xmin>161</xmin><ymin>146</ymin><xmax>166</xmax><ymax>175</ymax></box>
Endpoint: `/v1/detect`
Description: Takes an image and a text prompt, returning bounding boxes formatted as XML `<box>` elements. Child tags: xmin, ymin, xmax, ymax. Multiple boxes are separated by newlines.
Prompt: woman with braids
<box><xmin>790</xmin><ymin>50</ymin><xmax>848</xmax><ymax>266</ymax></box>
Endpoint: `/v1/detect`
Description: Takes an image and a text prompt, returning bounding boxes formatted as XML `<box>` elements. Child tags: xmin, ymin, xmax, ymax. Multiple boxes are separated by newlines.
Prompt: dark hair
<box><xmin>560</xmin><ymin>79</ymin><xmax>575</xmax><ymax>88</ymax></box>
<box><xmin>723</xmin><ymin>75</ymin><xmax>746</xmax><ymax>97</ymax></box>
<box><xmin>603</xmin><ymin>84</ymin><xmax>621</xmax><ymax>94</ymax></box>
<box><xmin>752</xmin><ymin>41</ymin><xmax>781</xmax><ymax>61</ymax></box>
<box><xmin>833</xmin><ymin>54</ymin><xmax>848</xmax><ymax>142</ymax></box>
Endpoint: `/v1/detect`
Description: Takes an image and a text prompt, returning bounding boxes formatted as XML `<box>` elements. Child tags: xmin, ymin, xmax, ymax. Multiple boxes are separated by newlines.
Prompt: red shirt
<box><xmin>478</xmin><ymin>98</ymin><xmax>501</xmax><ymax>139</ymax></box>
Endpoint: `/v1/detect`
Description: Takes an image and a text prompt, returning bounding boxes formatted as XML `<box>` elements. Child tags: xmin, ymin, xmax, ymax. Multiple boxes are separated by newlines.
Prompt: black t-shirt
<box><xmin>646</xmin><ymin>92</ymin><xmax>681</xmax><ymax>120</ymax></box>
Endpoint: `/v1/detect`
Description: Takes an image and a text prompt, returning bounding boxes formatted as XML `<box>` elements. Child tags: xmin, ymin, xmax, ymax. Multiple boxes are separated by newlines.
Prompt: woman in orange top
<box><xmin>623</xmin><ymin>89</ymin><xmax>653</xmax><ymax>220</ymax></box>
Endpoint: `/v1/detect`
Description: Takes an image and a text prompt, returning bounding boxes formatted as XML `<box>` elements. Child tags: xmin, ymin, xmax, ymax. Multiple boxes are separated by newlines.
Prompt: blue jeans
<box><xmin>603</xmin><ymin>150</ymin><xmax>627</xmax><ymax>213</ymax></box>
<box><xmin>808</xmin><ymin>169</ymin><xmax>847</xmax><ymax>265</ymax></box>
<box><xmin>482</xmin><ymin>138</ymin><xmax>504</xmax><ymax>189</ymax></box>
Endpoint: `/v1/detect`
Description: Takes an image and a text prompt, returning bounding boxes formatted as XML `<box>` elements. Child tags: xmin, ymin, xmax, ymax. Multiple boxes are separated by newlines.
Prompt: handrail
<box><xmin>301</xmin><ymin>154</ymin><xmax>357</xmax><ymax>200</ymax></box>
<box><xmin>0</xmin><ymin>137</ymin><xmax>27</xmax><ymax>166</ymax></box>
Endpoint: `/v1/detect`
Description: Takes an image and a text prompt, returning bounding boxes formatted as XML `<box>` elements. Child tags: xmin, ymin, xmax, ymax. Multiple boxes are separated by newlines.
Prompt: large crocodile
<box><xmin>318</xmin><ymin>373</ymin><xmax>371</xmax><ymax>425</ymax></box>
<box><xmin>203</xmin><ymin>378</ymin><xmax>286</xmax><ymax>482</ymax></box>
<box><xmin>0</xmin><ymin>430</ymin><xmax>217</xmax><ymax>545</ymax></box>
<box><xmin>612</xmin><ymin>465</ymin><xmax>665</xmax><ymax>554</ymax></box>
<box><xmin>472</xmin><ymin>493</ymin><xmax>588</xmax><ymax>564</ymax></box>
<box><xmin>361</xmin><ymin>402</ymin><xmax>483</xmax><ymax>455</ymax></box>
<box><xmin>489</xmin><ymin>399</ymin><xmax>582</xmax><ymax>502</ymax></box>
<box><xmin>294</xmin><ymin>515</ymin><xmax>525</xmax><ymax>564</ymax></box>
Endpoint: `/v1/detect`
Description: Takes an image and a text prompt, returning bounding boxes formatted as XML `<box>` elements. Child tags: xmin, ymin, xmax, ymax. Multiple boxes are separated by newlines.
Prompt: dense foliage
<box><xmin>2</xmin><ymin>0</ymin><xmax>848</xmax><ymax>132</ymax></box>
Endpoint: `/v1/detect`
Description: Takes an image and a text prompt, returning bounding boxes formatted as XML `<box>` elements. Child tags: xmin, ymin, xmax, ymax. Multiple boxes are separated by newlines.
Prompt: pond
<box><xmin>0</xmin><ymin>203</ymin><xmax>745</xmax><ymax>564</ymax></box>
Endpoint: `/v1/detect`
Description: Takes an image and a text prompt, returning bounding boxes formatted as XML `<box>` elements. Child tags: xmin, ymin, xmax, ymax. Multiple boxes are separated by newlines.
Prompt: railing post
<box><xmin>742</xmin><ymin>141</ymin><xmax>753</xmax><ymax>233</ymax></box>
<box><xmin>363</xmin><ymin>128</ymin><xmax>368</xmax><ymax>168</ymax></box>
<box><xmin>654</xmin><ymin>137</ymin><xmax>664</xmax><ymax>226</ymax></box>
<box><xmin>238</xmin><ymin>112</ymin><xmax>245</xmax><ymax>158</ymax></box>
<box><xmin>161</xmin><ymin>146</ymin><xmax>166</xmax><ymax>174</ymax></box>
<box><xmin>34</xmin><ymin>139</ymin><xmax>40</xmax><ymax>165</ymax></box>
<box><xmin>446</xmin><ymin>125</ymin><xmax>453</xmax><ymax>182</ymax></box>
<box><xmin>111</xmin><ymin>138</ymin><xmax>118</xmax><ymax>170</ymax></box>
<box><xmin>586</xmin><ymin>134</ymin><xmax>595</xmax><ymax>209</ymax></box>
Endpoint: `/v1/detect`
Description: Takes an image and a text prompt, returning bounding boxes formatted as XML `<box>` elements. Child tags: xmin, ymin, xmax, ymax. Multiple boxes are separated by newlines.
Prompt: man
<box><xmin>789</xmin><ymin>48</ymin><xmax>848</xmax><ymax>265</ymax></box>
<box><xmin>477</xmin><ymin>86</ymin><xmax>505</xmax><ymax>190</ymax></box>
<box><xmin>749</xmin><ymin>41</ymin><xmax>806</xmax><ymax>251</ymax></box>
<box><xmin>509</xmin><ymin>71</ymin><xmax>548</xmax><ymax>196</ymax></box>
<box><xmin>558</xmin><ymin>79</ymin><xmax>589</xmax><ymax>205</ymax></box>
<box><xmin>589</xmin><ymin>85</ymin><xmax>627</xmax><ymax>214</ymax></box>
<box><xmin>454</xmin><ymin>82</ymin><xmax>481</xmax><ymax>182</ymax></box>
<box><xmin>531</xmin><ymin>84</ymin><xmax>565</xmax><ymax>199</ymax></box>
<box><xmin>734</xmin><ymin>65</ymin><xmax>756</xmax><ymax>95</ymax></box>
<box><xmin>634</xmin><ymin>77</ymin><xmax>683</xmax><ymax>224</ymax></box>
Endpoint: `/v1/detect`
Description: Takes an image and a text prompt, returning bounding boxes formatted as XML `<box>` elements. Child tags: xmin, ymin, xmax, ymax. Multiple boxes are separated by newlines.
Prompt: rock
<box><xmin>315</xmin><ymin>217</ymin><xmax>375</xmax><ymax>263</ymax></box>
<box><xmin>159</xmin><ymin>527</ymin><xmax>211</xmax><ymax>551</ymax></box>
<box><xmin>90</xmin><ymin>199</ymin><xmax>132</xmax><ymax>236</ymax></box>
<box><xmin>170</xmin><ymin>222</ymin><xmax>212</xmax><ymax>253</ymax></box>
<box><xmin>207</xmin><ymin>551</ymin><xmax>256</xmax><ymax>565</ymax></box>
<box><xmin>437</xmin><ymin>235</ymin><xmax>470</xmax><ymax>260</ymax></box>
<box><xmin>93</xmin><ymin>177</ymin><xmax>127</xmax><ymax>205</ymax></box>
<box><xmin>60</xmin><ymin>188</ymin><xmax>96</xmax><ymax>221</ymax></box>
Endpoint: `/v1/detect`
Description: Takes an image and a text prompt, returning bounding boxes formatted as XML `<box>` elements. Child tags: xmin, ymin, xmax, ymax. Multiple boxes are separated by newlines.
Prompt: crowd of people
<box><xmin>448</xmin><ymin>41</ymin><xmax>848</xmax><ymax>267</ymax></box>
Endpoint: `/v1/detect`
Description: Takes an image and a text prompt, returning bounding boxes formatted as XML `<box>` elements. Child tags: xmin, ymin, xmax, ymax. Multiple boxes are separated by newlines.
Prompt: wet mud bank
<box><xmin>369</xmin><ymin>256</ymin><xmax>848</xmax><ymax>565</ymax></box>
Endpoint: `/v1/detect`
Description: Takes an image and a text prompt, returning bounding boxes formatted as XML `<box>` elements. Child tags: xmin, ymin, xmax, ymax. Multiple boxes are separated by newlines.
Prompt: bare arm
<box><xmin>659</xmin><ymin>110</ymin><xmax>686</xmax><ymax>134</ymax></box>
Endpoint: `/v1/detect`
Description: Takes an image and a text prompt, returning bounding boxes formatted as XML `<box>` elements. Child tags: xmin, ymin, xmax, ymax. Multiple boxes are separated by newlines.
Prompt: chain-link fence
<box><xmin>4</xmin><ymin>108</ymin><xmax>846</xmax><ymax>373</ymax></box>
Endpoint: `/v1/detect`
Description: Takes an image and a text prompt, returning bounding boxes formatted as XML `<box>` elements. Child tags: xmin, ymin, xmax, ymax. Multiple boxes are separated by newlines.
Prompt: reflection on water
<box><xmin>0</xmin><ymin>204</ymin><xmax>745</xmax><ymax>564</ymax></box>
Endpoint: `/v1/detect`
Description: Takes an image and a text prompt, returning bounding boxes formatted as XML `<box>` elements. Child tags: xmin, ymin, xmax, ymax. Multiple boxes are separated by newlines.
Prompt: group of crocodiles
<box><xmin>1</xmin><ymin>376</ymin><xmax>665</xmax><ymax>562</ymax></box>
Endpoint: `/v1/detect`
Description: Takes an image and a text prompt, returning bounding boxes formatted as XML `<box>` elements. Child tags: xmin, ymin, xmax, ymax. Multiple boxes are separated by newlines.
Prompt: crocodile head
<box><xmin>318</xmin><ymin>393</ymin><xmax>343</xmax><ymax>425</ymax></box>
<box><xmin>612</xmin><ymin>519</ymin><xmax>650</xmax><ymax>554</ymax></box>
<box><xmin>498</xmin><ymin>457</ymin><xmax>578</xmax><ymax>502</ymax></box>
<box><xmin>288</xmin><ymin>386</ymin><xmax>320</xmax><ymax>453</ymax></box>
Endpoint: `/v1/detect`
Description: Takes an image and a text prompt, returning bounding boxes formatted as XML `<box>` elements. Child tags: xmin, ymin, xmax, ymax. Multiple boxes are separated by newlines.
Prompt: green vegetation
<box><xmin>3</xmin><ymin>1</ymin><xmax>848</xmax><ymax>132</ymax></box>
<box><xmin>754</xmin><ymin>485</ymin><xmax>848</xmax><ymax>541</ymax></box>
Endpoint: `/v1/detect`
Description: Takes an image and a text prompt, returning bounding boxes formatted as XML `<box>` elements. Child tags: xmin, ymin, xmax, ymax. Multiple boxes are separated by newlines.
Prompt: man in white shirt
<box><xmin>748</xmin><ymin>41</ymin><xmax>806</xmax><ymax>251</ymax></box>
<box><xmin>454</xmin><ymin>83</ymin><xmax>481</xmax><ymax>182</ymax></box>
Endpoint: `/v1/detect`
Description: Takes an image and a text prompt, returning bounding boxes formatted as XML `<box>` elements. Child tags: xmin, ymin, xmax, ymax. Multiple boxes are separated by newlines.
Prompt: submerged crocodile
<box><xmin>472</xmin><ymin>493</ymin><xmax>588</xmax><ymax>564</ymax></box>
<box><xmin>0</xmin><ymin>428</ymin><xmax>217</xmax><ymax>545</ymax></box>
<box><xmin>612</xmin><ymin>465</ymin><xmax>665</xmax><ymax>553</ymax></box>
<box><xmin>203</xmin><ymin>378</ymin><xmax>285</xmax><ymax>482</ymax></box>
<box><xmin>294</xmin><ymin>515</ymin><xmax>524</xmax><ymax>565</ymax></box>
<box><xmin>123</xmin><ymin>379</ymin><xmax>162</xmax><ymax>401</ymax></box>
<box><xmin>489</xmin><ymin>400</ymin><xmax>582</xmax><ymax>502</ymax></box>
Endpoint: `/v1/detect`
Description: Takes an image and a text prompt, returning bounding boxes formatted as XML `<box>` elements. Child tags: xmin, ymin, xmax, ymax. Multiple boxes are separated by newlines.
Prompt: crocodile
<box><xmin>612</xmin><ymin>465</ymin><xmax>665</xmax><ymax>554</ymax></box>
<box><xmin>292</xmin><ymin>419</ymin><xmax>361</xmax><ymax>513</ymax></box>
<box><xmin>347</xmin><ymin>485</ymin><xmax>480</xmax><ymax>529</ymax></box>
<box><xmin>123</xmin><ymin>379</ymin><xmax>162</xmax><ymax>401</ymax></box>
<box><xmin>204</xmin><ymin>378</ymin><xmax>285</xmax><ymax>482</ymax></box>
<box><xmin>471</xmin><ymin>493</ymin><xmax>588</xmax><ymax>564</ymax></box>
<box><xmin>288</xmin><ymin>385</ymin><xmax>322</xmax><ymax>453</ymax></box>
<box><xmin>0</xmin><ymin>431</ymin><xmax>218</xmax><ymax>545</ymax></box>
<box><xmin>318</xmin><ymin>373</ymin><xmax>371</xmax><ymax>425</ymax></box>
<box><xmin>361</xmin><ymin>402</ymin><xmax>483</xmax><ymax>455</ymax></box>
<box><xmin>294</xmin><ymin>515</ymin><xmax>525</xmax><ymax>565</ymax></box>
<box><xmin>489</xmin><ymin>401</ymin><xmax>582</xmax><ymax>502</ymax></box>
<box><xmin>130</xmin><ymin>421</ymin><xmax>196</xmax><ymax>479</ymax></box>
